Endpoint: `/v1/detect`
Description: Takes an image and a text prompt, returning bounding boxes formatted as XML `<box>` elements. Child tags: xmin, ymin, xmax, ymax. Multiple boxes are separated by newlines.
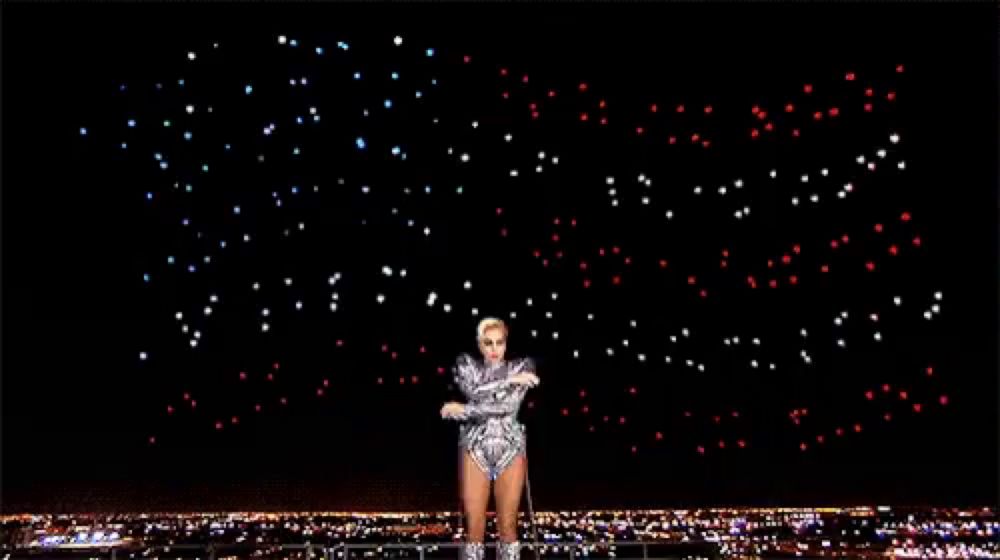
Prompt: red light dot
<box><xmin>215</xmin><ymin>421</ymin><xmax>223</xmax><ymax>430</ymax></box>
<box><xmin>542</xmin><ymin>259</ymin><xmax>549</xmax><ymax>267</ymax></box>
<box><xmin>835</xmin><ymin>427</ymin><xmax>844</xmax><ymax>436</ymax></box>
<box><xmin>191</xmin><ymin>400</ymin><xmax>197</xmax><ymax>408</ymax></box>
<box><xmin>624</xmin><ymin>256</ymin><xmax>632</xmax><ymax>265</ymax></box>
<box><xmin>631</xmin><ymin>446</ymin><xmax>638</xmax><ymax>454</ymax></box>
<box><xmin>814</xmin><ymin>111</ymin><xmax>823</xmax><ymax>121</ymax></box>
<box><xmin>659</xmin><ymin>259</ymin><xmax>668</xmax><ymax>268</ymax></box>
<box><xmin>785</xmin><ymin>103</ymin><xmax>795</xmax><ymax>112</ymax></box>
<box><xmin>668</xmin><ymin>136</ymin><xmax>677</xmax><ymax>144</ymax></box>
<box><xmin>336</xmin><ymin>339</ymin><xmax>344</xmax><ymax>347</ymax></box>
<box><xmin>896</xmin><ymin>64</ymin><xmax>905</xmax><ymax>73</ymax></box>
<box><xmin>612</xmin><ymin>275</ymin><xmax>621</xmax><ymax>286</ymax></box>
<box><xmin>913</xmin><ymin>403</ymin><xmax>922</xmax><ymax>412</ymax></box>
<box><xmin>829</xmin><ymin>107</ymin><xmax>840</xmax><ymax>117</ymax></box>
<box><xmin>691</xmin><ymin>133</ymin><xmax>700</xmax><ymax>142</ymax></box>
<box><xmin>582</xmin><ymin>405</ymin><xmax>589</xmax><ymax>414</ymax></box>
<box><xmin>912</xmin><ymin>236</ymin><xmax>921</xmax><ymax>247</ymax></box>
<box><xmin>548</xmin><ymin>90</ymin><xmax>556</xmax><ymax>98</ymax></box>
<box><xmin>696</xmin><ymin>446</ymin><xmax>705</xmax><ymax>454</ymax></box>
<box><xmin>866</xmin><ymin>261</ymin><xmax>875</xmax><ymax>271</ymax></box>
<box><xmin>183</xmin><ymin>392</ymin><xmax>191</xmax><ymax>400</ymax></box>
<box><xmin>704</xmin><ymin>105</ymin><xmax>713</xmax><ymax>114</ymax></box>
<box><xmin>579</xmin><ymin>82</ymin><xmax>588</xmax><ymax>91</ymax></box>
<box><xmin>650</xmin><ymin>103</ymin><xmax>658</xmax><ymax>112</ymax></box>
<box><xmin>901</xmin><ymin>211</ymin><xmax>912</xmax><ymax>222</ymax></box>
<box><xmin>882</xmin><ymin>383</ymin><xmax>891</xmax><ymax>393</ymax></box>
<box><xmin>166</xmin><ymin>405</ymin><xmax>174</xmax><ymax>414</ymax></box>
<box><xmin>764</xmin><ymin>122</ymin><xmax>774</xmax><ymax>132</ymax></box>
<box><xmin>737</xmin><ymin>439</ymin><xmax>747</xmax><ymax>448</ymax></box>
<box><xmin>718</xmin><ymin>440</ymin><xmax>726</xmax><ymax>449</ymax></box>
<box><xmin>148</xmin><ymin>436</ymin><xmax>156</xmax><ymax>444</ymax></box>
<box><xmin>865</xmin><ymin>390</ymin><xmax>874</xmax><ymax>400</ymax></box>
<box><xmin>629</xmin><ymin>387</ymin><xmax>637</xmax><ymax>395</ymax></box>
<box><xmin>570</xmin><ymin>218</ymin><xmax>578</xmax><ymax>227</ymax></box>
<box><xmin>684</xmin><ymin>411</ymin><xmax>692</xmax><ymax>417</ymax></box>
<box><xmin>599</xmin><ymin>99</ymin><xmax>607</xmax><ymax>109</ymax></box>
<box><xmin>463</xmin><ymin>55</ymin><xmax>471</xmax><ymax>64</ymax></box>
<box><xmin>804</xmin><ymin>84</ymin><xmax>813</xmax><ymax>93</ymax></box>
<box><xmin>676</xmin><ymin>104</ymin><xmax>685</xmax><ymax>113</ymax></box>
<box><xmin>562</xmin><ymin>408</ymin><xmax>569</xmax><ymax>416</ymax></box>
<box><xmin>255</xmin><ymin>404</ymin><xmax>262</xmax><ymax>412</ymax></box>
<box><xmin>583</xmin><ymin>279</ymin><xmax>591</xmax><ymax>288</ymax></box>
<box><xmin>816</xmin><ymin>435</ymin><xmax>825</xmax><ymax>444</ymax></box>
<box><xmin>580</xmin><ymin>261</ymin><xmax>588</xmax><ymax>271</ymax></box>
<box><xmin>853</xmin><ymin>423</ymin><xmax>863</xmax><ymax>433</ymax></box>
<box><xmin>580</xmin><ymin>112</ymin><xmax>589</xmax><ymax>122</ymax></box>
<box><xmin>751</xmin><ymin>129</ymin><xmax>760</xmax><ymax>138</ymax></box>
<box><xmin>864</xmin><ymin>103</ymin><xmax>873</xmax><ymax>112</ymax></box>
<box><xmin>502</xmin><ymin>92</ymin><xmax>509</xmax><ymax>100</ymax></box>
<box><xmin>612</xmin><ymin>246</ymin><xmax>621</xmax><ymax>254</ymax></box>
<box><xmin>800</xmin><ymin>442</ymin><xmax>808</xmax><ymax>451</ymax></box>
<box><xmin>280</xmin><ymin>397</ymin><xmax>287</xmax><ymax>405</ymax></box>
<box><xmin>391</xmin><ymin>351</ymin><xmax>398</xmax><ymax>360</ymax></box>
<box><xmin>579</xmin><ymin>390</ymin><xmax>587</xmax><ymax>398</ymax></box>
<box><xmin>521</xmin><ymin>74</ymin><xmax>529</xmax><ymax>84</ymax></box>
<box><xmin>752</xmin><ymin>105</ymin><xmax>760</xmax><ymax>114</ymax></box>
<box><xmin>899</xmin><ymin>391</ymin><xmax>909</xmax><ymax>400</ymax></box>
<box><xmin>619</xmin><ymin>416</ymin><xmax>626</xmax><ymax>424</ymax></box>
<box><xmin>317</xmin><ymin>388</ymin><xmax>324</xmax><ymax>396</ymax></box>
<box><xmin>239</xmin><ymin>372</ymin><xmax>247</xmax><ymax>381</ymax></box>
<box><xmin>267</xmin><ymin>373</ymin><xmax>274</xmax><ymax>381</ymax></box>
<box><xmin>939</xmin><ymin>395</ymin><xmax>949</xmax><ymax>406</ymax></box>
<box><xmin>636</xmin><ymin>127</ymin><xmax>644</xmax><ymax>135</ymax></box>
<box><xmin>792</xmin><ymin>129</ymin><xmax>801</xmax><ymax>137</ymax></box>
<box><xmin>846</xmin><ymin>72</ymin><xmax>856</xmax><ymax>81</ymax></box>
<box><xmin>926</xmin><ymin>366</ymin><xmax>934</xmax><ymax>376</ymax></box>
<box><xmin>599</xmin><ymin>116</ymin><xmax>608</xmax><ymax>125</ymax></box>
<box><xmin>377</xmin><ymin>377</ymin><xmax>383</xmax><ymax>384</ymax></box>
<box><xmin>552</xmin><ymin>233</ymin><xmax>560</xmax><ymax>242</ymax></box>
<box><xmin>887</xmin><ymin>91</ymin><xmax>896</xmax><ymax>101</ymax></box>
<box><xmin>500</xmin><ymin>68</ymin><xmax>508</xmax><ymax>76</ymax></box>
<box><xmin>865</xmin><ymin>88</ymin><xmax>875</xmax><ymax>97</ymax></box>
<box><xmin>687</xmin><ymin>275</ymin><xmax>697</xmax><ymax>285</ymax></box>
<box><xmin>883</xmin><ymin>413</ymin><xmax>892</xmax><ymax>421</ymax></box>
<box><xmin>889</xmin><ymin>245</ymin><xmax>899</xmax><ymax>256</ymax></box>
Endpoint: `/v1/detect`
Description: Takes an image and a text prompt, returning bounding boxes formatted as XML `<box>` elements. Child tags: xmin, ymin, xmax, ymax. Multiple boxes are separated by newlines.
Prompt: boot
<box><xmin>462</xmin><ymin>542</ymin><xmax>485</xmax><ymax>560</ymax></box>
<box><xmin>498</xmin><ymin>541</ymin><xmax>521</xmax><ymax>560</ymax></box>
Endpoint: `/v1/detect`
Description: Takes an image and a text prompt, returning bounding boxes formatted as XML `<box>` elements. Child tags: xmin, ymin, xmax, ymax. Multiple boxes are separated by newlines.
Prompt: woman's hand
<box><xmin>510</xmin><ymin>372</ymin><xmax>540</xmax><ymax>387</ymax></box>
<box><xmin>440</xmin><ymin>401</ymin><xmax>466</xmax><ymax>419</ymax></box>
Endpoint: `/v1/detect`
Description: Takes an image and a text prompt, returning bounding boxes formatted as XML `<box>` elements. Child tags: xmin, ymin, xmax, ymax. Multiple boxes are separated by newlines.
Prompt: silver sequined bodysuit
<box><xmin>450</xmin><ymin>353</ymin><xmax>535</xmax><ymax>481</ymax></box>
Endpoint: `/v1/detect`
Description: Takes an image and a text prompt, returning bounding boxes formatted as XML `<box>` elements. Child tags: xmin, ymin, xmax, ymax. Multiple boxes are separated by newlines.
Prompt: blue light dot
<box><xmin>290</xmin><ymin>39</ymin><xmax>299</xmax><ymax>47</ymax></box>
<box><xmin>431</xmin><ymin>78</ymin><xmax>438</xmax><ymax>86</ymax></box>
<box><xmin>79</xmin><ymin>127</ymin><xmax>88</xmax><ymax>136</ymax></box>
<box><xmin>426</xmin><ymin>48</ymin><xmax>435</xmax><ymax>57</ymax></box>
<box><xmin>119</xmin><ymin>84</ymin><xmax>127</xmax><ymax>92</ymax></box>
<box><xmin>163</xmin><ymin>120</ymin><xmax>171</xmax><ymax>127</ymax></box>
<box><xmin>121</xmin><ymin>142</ymin><xmax>128</xmax><ymax>149</ymax></box>
<box><xmin>245</xmin><ymin>84</ymin><xmax>253</xmax><ymax>94</ymax></box>
<box><xmin>384</xmin><ymin>99</ymin><xmax>393</xmax><ymax>109</ymax></box>
<box><xmin>188</xmin><ymin>264</ymin><xmax>197</xmax><ymax>273</ymax></box>
<box><xmin>224</xmin><ymin>144</ymin><xmax>232</xmax><ymax>150</ymax></box>
<box><xmin>183</xmin><ymin>131</ymin><xmax>193</xmax><ymax>140</ymax></box>
<box><xmin>391</xmin><ymin>146</ymin><xmax>401</xmax><ymax>156</ymax></box>
<box><xmin>182</xmin><ymin>218</ymin><xmax>190</xmax><ymax>226</ymax></box>
<box><xmin>178</xmin><ymin>79</ymin><xmax>185</xmax><ymax>86</ymax></box>
<box><xmin>291</xmin><ymin>186</ymin><xmax>299</xmax><ymax>194</ymax></box>
<box><xmin>391</xmin><ymin>72</ymin><xmax>399</xmax><ymax>80</ymax></box>
<box><xmin>337</xmin><ymin>41</ymin><xmax>349</xmax><ymax>51</ymax></box>
<box><xmin>146</xmin><ymin>192</ymin><xmax>153</xmax><ymax>201</ymax></box>
<box><xmin>143</xmin><ymin>273</ymin><xmax>151</xmax><ymax>283</ymax></box>
<box><xmin>296</xmin><ymin>116</ymin><xmax>304</xmax><ymax>124</ymax></box>
<box><xmin>292</xmin><ymin>147</ymin><xmax>301</xmax><ymax>155</ymax></box>
<box><xmin>167</xmin><ymin>256</ymin><xmax>175</xmax><ymax>264</ymax></box>
<box><xmin>356</xmin><ymin>137</ymin><xmax>367</xmax><ymax>150</ymax></box>
<box><xmin>201</xmin><ymin>164</ymin><xmax>209</xmax><ymax>172</ymax></box>
<box><xmin>154</xmin><ymin>153</ymin><xmax>162</xmax><ymax>161</ymax></box>
<box><xmin>160</xmin><ymin>162</ymin><xmax>169</xmax><ymax>170</ymax></box>
<box><xmin>185</xmin><ymin>184</ymin><xmax>193</xmax><ymax>193</ymax></box>
<box><xmin>128</xmin><ymin>119</ymin><xmax>136</xmax><ymax>128</ymax></box>
<box><xmin>315</xmin><ymin>47</ymin><xmax>324</xmax><ymax>55</ymax></box>
<box><xmin>415</xmin><ymin>91</ymin><xmax>423</xmax><ymax>99</ymax></box>
<box><xmin>234</xmin><ymin>205</ymin><xmax>241</xmax><ymax>215</ymax></box>
<box><xmin>353</xmin><ymin>72</ymin><xmax>361</xmax><ymax>80</ymax></box>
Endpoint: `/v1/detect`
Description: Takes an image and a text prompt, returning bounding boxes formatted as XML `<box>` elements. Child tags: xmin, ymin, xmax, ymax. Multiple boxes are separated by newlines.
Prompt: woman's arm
<box><xmin>455</xmin><ymin>387</ymin><xmax>528</xmax><ymax>421</ymax></box>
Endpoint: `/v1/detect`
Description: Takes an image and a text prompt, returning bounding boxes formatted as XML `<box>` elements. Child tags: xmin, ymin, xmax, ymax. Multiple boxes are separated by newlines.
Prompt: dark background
<box><xmin>2</xmin><ymin>2</ymin><xmax>997</xmax><ymax>512</ymax></box>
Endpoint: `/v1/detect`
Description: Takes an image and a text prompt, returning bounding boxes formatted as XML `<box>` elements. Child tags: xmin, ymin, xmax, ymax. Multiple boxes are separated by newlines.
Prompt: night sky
<box><xmin>2</xmin><ymin>2</ymin><xmax>997</xmax><ymax>513</ymax></box>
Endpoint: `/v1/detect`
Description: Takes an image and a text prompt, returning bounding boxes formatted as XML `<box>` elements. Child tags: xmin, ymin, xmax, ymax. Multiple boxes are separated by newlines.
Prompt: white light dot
<box><xmin>471</xmin><ymin>308</ymin><xmax>479</xmax><ymax>316</ymax></box>
<box><xmin>606</xmin><ymin>176</ymin><xmax>615</xmax><ymax>185</ymax></box>
<box><xmin>376</xmin><ymin>294</ymin><xmax>386</xmax><ymax>304</ymax></box>
<box><xmin>873</xmin><ymin>332</ymin><xmax>882</xmax><ymax>341</ymax></box>
<box><xmin>893</xmin><ymin>296</ymin><xmax>903</xmax><ymax>306</ymax></box>
<box><xmin>261</xmin><ymin>323</ymin><xmax>270</xmax><ymax>333</ymax></box>
<box><xmin>382</xmin><ymin>266</ymin><xmax>393</xmax><ymax>276</ymax></box>
<box><xmin>934</xmin><ymin>291</ymin><xmax>943</xmax><ymax>301</ymax></box>
<box><xmin>393</xmin><ymin>35</ymin><xmax>403</xmax><ymax>46</ymax></box>
<box><xmin>330</xmin><ymin>302</ymin><xmax>338</xmax><ymax>312</ymax></box>
<box><xmin>443</xmin><ymin>304</ymin><xmax>452</xmax><ymax>313</ymax></box>
<box><xmin>139</xmin><ymin>352</ymin><xmax>148</xmax><ymax>361</ymax></box>
<box><xmin>890</xmin><ymin>133</ymin><xmax>900</xmax><ymax>144</ymax></box>
<box><xmin>204</xmin><ymin>306</ymin><xmax>212</xmax><ymax>316</ymax></box>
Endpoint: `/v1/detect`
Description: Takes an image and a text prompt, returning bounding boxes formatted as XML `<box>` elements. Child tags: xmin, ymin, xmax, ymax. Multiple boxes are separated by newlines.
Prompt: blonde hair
<box><xmin>476</xmin><ymin>317</ymin><xmax>509</xmax><ymax>340</ymax></box>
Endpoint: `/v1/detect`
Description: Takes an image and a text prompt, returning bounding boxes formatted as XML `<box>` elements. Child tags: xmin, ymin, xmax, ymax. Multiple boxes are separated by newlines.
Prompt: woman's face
<box><xmin>478</xmin><ymin>327</ymin><xmax>507</xmax><ymax>363</ymax></box>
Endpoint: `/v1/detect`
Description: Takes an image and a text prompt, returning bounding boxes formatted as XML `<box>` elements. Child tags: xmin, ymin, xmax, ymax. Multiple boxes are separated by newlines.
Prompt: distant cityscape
<box><xmin>2</xmin><ymin>507</ymin><xmax>996</xmax><ymax>558</ymax></box>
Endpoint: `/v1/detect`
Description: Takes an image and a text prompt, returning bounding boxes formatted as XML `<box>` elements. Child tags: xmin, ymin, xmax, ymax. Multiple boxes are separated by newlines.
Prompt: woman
<box><xmin>440</xmin><ymin>317</ymin><xmax>540</xmax><ymax>560</ymax></box>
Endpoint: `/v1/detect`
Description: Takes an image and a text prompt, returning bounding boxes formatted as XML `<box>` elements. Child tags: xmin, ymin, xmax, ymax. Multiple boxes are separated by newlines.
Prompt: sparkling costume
<box><xmin>447</xmin><ymin>353</ymin><xmax>536</xmax><ymax>560</ymax></box>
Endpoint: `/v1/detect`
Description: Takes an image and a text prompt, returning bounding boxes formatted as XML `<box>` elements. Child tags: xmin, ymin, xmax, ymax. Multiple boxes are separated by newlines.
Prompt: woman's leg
<box><xmin>493</xmin><ymin>453</ymin><xmax>526</xmax><ymax>543</ymax></box>
<box><xmin>460</xmin><ymin>449</ymin><xmax>492</xmax><ymax>544</ymax></box>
